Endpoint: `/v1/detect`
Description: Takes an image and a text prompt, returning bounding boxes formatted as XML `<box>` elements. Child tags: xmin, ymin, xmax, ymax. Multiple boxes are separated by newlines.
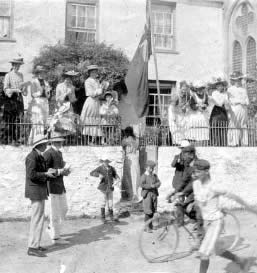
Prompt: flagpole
<box><xmin>148</xmin><ymin>0</ymin><xmax>162</xmax><ymax>124</ymax></box>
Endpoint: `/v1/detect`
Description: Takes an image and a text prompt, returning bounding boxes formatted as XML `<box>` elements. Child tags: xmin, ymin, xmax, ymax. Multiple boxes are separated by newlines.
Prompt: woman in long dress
<box><xmin>227</xmin><ymin>71</ymin><xmax>249</xmax><ymax>146</ymax></box>
<box><xmin>80</xmin><ymin>65</ymin><xmax>108</xmax><ymax>144</ymax></box>
<box><xmin>50</xmin><ymin>70</ymin><xmax>78</xmax><ymax>134</ymax></box>
<box><xmin>209</xmin><ymin>78</ymin><xmax>229</xmax><ymax>146</ymax></box>
<box><xmin>121</xmin><ymin>126</ymin><xmax>141</xmax><ymax>202</ymax></box>
<box><xmin>168</xmin><ymin>81</ymin><xmax>191</xmax><ymax>145</ymax></box>
<box><xmin>28</xmin><ymin>65</ymin><xmax>51</xmax><ymax>144</ymax></box>
<box><xmin>188</xmin><ymin>80</ymin><xmax>210</xmax><ymax>144</ymax></box>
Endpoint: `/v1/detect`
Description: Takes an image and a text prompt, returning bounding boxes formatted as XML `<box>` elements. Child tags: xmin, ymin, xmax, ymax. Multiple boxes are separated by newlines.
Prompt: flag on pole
<box><xmin>125</xmin><ymin>0</ymin><xmax>152</xmax><ymax>118</ymax></box>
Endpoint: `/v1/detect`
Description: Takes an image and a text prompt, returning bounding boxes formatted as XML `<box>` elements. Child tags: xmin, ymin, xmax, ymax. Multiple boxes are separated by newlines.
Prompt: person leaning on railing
<box><xmin>3</xmin><ymin>57</ymin><xmax>29</xmax><ymax>144</ymax></box>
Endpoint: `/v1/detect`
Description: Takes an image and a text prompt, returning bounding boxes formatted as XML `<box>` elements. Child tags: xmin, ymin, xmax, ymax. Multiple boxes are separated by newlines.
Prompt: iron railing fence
<box><xmin>0</xmin><ymin>117</ymin><xmax>257</xmax><ymax>147</ymax></box>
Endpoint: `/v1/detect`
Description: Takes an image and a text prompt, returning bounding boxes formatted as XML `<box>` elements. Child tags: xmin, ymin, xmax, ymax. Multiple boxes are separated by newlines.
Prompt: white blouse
<box><xmin>84</xmin><ymin>77</ymin><xmax>103</xmax><ymax>97</ymax></box>
<box><xmin>227</xmin><ymin>86</ymin><xmax>249</xmax><ymax>106</ymax></box>
<box><xmin>211</xmin><ymin>90</ymin><xmax>229</xmax><ymax>107</ymax></box>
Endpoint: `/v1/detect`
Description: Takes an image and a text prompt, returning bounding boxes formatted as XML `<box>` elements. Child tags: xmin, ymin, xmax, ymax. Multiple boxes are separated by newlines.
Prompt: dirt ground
<box><xmin>0</xmin><ymin>211</ymin><xmax>257</xmax><ymax>273</ymax></box>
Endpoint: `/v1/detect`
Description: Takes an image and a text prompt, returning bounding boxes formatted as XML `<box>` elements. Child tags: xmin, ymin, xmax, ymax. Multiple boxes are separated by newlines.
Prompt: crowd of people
<box><xmin>0</xmin><ymin>59</ymin><xmax>120</xmax><ymax>145</ymax></box>
<box><xmin>168</xmin><ymin>71</ymin><xmax>250</xmax><ymax>147</ymax></box>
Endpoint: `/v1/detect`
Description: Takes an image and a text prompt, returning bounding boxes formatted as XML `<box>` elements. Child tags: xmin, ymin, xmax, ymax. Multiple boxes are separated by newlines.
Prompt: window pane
<box><xmin>0</xmin><ymin>0</ymin><xmax>11</xmax><ymax>17</ymax></box>
<box><xmin>77</xmin><ymin>6</ymin><xmax>86</xmax><ymax>28</ymax></box>
<box><xmin>87</xmin><ymin>32</ymin><xmax>95</xmax><ymax>42</ymax></box>
<box><xmin>0</xmin><ymin>16</ymin><xmax>9</xmax><ymax>38</ymax></box>
<box><xmin>164</xmin><ymin>13</ymin><xmax>172</xmax><ymax>34</ymax></box>
<box><xmin>71</xmin><ymin>15</ymin><xmax>76</xmax><ymax>27</ymax></box>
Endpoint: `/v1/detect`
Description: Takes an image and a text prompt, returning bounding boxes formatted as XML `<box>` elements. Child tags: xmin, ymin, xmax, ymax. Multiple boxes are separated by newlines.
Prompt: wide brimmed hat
<box><xmin>230</xmin><ymin>71</ymin><xmax>243</xmax><ymax>80</ymax></box>
<box><xmin>87</xmin><ymin>65</ymin><xmax>100</xmax><ymax>72</ymax></box>
<box><xmin>103</xmin><ymin>92</ymin><xmax>113</xmax><ymax>99</ymax></box>
<box><xmin>194</xmin><ymin>159</ymin><xmax>210</xmax><ymax>171</ymax></box>
<box><xmin>100</xmin><ymin>157</ymin><xmax>112</xmax><ymax>164</ymax></box>
<box><xmin>34</xmin><ymin>65</ymin><xmax>46</xmax><ymax>73</ymax></box>
<box><xmin>33</xmin><ymin>134</ymin><xmax>48</xmax><ymax>148</ymax></box>
<box><xmin>50</xmin><ymin>131</ymin><xmax>65</xmax><ymax>142</ymax></box>
<box><xmin>178</xmin><ymin>140</ymin><xmax>191</xmax><ymax>149</ymax></box>
<box><xmin>146</xmin><ymin>160</ymin><xmax>156</xmax><ymax>168</ymax></box>
<box><xmin>63</xmin><ymin>70</ymin><xmax>80</xmax><ymax>77</ymax></box>
<box><xmin>211</xmin><ymin>77</ymin><xmax>227</xmax><ymax>87</ymax></box>
<box><xmin>182</xmin><ymin>145</ymin><xmax>196</xmax><ymax>153</ymax></box>
<box><xmin>193</xmin><ymin>80</ymin><xmax>206</xmax><ymax>89</ymax></box>
<box><xmin>9</xmin><ymin>58</ymin><xmax>24</xmax><ymax>64</ymax></box>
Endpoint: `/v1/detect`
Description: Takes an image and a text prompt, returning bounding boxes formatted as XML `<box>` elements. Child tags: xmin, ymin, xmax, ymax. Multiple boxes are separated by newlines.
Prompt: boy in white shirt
<box><xmin>192</xmin><ymin>159</ymin><xmax>250</xmax><ymax>273</ymax></box>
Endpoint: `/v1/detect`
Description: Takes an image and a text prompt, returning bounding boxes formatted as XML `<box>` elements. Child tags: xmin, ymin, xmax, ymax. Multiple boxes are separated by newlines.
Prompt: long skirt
<box><xmin>168</xmin><ymin>111</ymin><xmax>189</xmax><ymax>145</ymax></box>
<box><xmin>227</xmin><ymin>104</ymin><xmax>248</xmax><ymax>146</ymax></box>
<box><xmin>187</xmin><ymin>111</ymin><xmax>209</xmax><ymax>141</ymax></box>
<box><xmin>28</xmin><ymin>98</ymin><xmax>49</xmax><ymax>144</ymax></box>
<box><xmin>209</xmin><ymin>106</ymin><xmax>228</xmax><ymax>146</ymax></box>
<box><xmin>80</xmin><ymin>97</ymin><xmax>102</xmax><ymax>137</ymax></box>
<box><xmin>121</xmin><ymin>153</ymin><xmax>140</xmax><ymax>201</ymax></box>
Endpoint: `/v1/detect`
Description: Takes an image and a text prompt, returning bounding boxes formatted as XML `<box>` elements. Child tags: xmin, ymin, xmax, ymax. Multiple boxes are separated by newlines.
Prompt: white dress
<box><xmin>227</xmin><ymin>86</ymin><xmax>249</xmax><ymax>146</ymax></box>
<box><xmin>80</xmin><ymin>77</ymin><xmax>103</xmax><ymax>136</ymax></box>
<box><xmin>28</xmin><ymin>78</ymin><xmax>50</xmax><ymax>144</ymax></box>
<box><xmin>188</xmin><ymin>93</ymin><xmax>210</xmax><ymax>141</ymax></box>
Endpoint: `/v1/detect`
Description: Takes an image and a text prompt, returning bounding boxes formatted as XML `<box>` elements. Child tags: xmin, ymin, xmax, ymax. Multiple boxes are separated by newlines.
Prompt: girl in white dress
<box><xmin>28</xmin><ymin>66</ymin><xmax>51</xmax><ymax>144</ymax></box>
<box><xmin>227</xmin><ymin>72</ymin><xmax>249</xmax><ymax>146</ymax></box>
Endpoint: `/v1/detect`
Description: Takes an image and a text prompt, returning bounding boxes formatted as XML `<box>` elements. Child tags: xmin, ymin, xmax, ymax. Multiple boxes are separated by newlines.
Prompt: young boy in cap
<box><xmin>192</xmin><ymin>159</ymin><xmax>250</xmax><ymax>273</ymax></box>
<box><xmin>141</xmin><ymin>160</ymin><xmax>161</xmax><ymax>232</ymax></box>
<box><xmin>90</xmin><ymin>158</ymin><xmax>120</xmax><ymax>223</ymax></box>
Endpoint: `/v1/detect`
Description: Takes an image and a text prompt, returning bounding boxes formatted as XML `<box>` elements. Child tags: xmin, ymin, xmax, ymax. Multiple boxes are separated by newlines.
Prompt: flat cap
<box><xmin>146</xmin><ymin>160</ymin><xmax>156</xmax><ymax>168</ymax></box>
<box><xmin>193</xmin><ymin>159</ymin><xmax>210</xmax><ymax>170</ymax></box>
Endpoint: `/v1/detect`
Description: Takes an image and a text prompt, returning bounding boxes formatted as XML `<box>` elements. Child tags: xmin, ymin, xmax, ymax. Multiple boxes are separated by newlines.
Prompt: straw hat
<box><xmin>211</xmin><ymin>77</ymin><xmax>227</xmax><ymax>87</ymax></box>
<box><xmin>9</xmin><ymin>57</ymin><xmax>24</xmax><ymax>64</ymax></box>
<box><xmin>193</xmin><ymin>80</ymin><xmax>206</xmax><ymax>89</ymax></box>
<box><xmin>34</xmin><ymin>65</ymin><xmax>46</xmax><ymax>73</ymax></box>
<box><xmin>87</xmin><ymin>65</ymin><xmax>100</xmax><ymax>72</ymax></box>
<box><xmin>100</xmin><ymin>156</ymin><xmax>112</xmax><ymax>164</ymax></box>
<box><xmin>63</xmin><ymin>70</ymin><xmax>80</xmax><ymax>77</ymax></box>
<box><xmin>32</xmin><ymin>134</ymin><xmax>48</xmax><ymax>149</ymax></box>
<box><xmin>178</xmin><ymin>140</ymin><xmax>191</xmax><ymax>149</ymax></box>
<box><xmin>50</xmin><ymin>131</ymin><xmax>65</xmax><ymax>142</ymax></box>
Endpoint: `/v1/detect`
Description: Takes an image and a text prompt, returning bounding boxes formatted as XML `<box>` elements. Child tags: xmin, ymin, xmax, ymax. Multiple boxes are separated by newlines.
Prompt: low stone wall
<box><xmin>0</xmin><ymin>146</ymin><xmax>256</xmax><ymax>220</ymax></box>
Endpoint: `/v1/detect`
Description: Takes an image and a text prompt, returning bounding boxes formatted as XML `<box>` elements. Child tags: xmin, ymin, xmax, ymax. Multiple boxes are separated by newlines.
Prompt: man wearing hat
<box><xmin>43</xmin><ymin>131</ymin><xmax>71</xmax><ymax>244</ymax></box>
<box><xmin>140</xmin><ymin>160</ymin><xmax>161</xmax><ymax>232</ymax></box>
<box><xmin>227</xmin><ymin>71</ymin><xmax>249</xmax><ymax>146</ymax></box>
<box><xmin>25</xmin><ymin>134</ymin><xmax>56</xmax><ymax>257</ymax></box>
<box><xmin>3</xmin><ymin>57</ymin><xmax>28</xmax><ymax>144</ymax></box>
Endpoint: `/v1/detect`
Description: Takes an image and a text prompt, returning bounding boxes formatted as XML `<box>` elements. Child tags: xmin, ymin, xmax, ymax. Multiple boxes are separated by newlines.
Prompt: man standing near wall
<box><xmin>44</xmin><ymin>131</ymin><xmax>71</xmax><ymax>244</ymax></box>
<box><xmin>25</xmin><ymin>134</ymin><xmax>56</xmax><ymax>257</ymax></box>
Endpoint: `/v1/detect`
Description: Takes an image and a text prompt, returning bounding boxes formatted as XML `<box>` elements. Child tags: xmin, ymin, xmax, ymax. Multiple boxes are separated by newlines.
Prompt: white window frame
<box><xmin>0</xmin><ymin>0</ymin><xmax>15</xmax><ymax>42</ymax></box>
<box><xmin>151</xmin><ymin>1</ymin><xmax>177</xmax><ymax>53</ymax></box>
<box><xmin>66</xmin><ymin>0</ymin><xmax>98</xmax><ymax>44</ymax></box>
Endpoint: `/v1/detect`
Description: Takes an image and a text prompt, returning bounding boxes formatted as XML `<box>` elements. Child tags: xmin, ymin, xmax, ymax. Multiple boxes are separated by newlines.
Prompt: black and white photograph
<box><xmin>0</xmin><ymin>0</ymin><xmax>257</xmax><ymax>272</ymax></box>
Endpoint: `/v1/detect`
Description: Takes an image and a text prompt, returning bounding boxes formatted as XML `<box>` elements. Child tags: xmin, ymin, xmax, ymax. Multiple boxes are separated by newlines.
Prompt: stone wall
<box><xmin>1</xmin><ymin>145</ymin><xmax>257</xmax><ymax>220</ymax></box>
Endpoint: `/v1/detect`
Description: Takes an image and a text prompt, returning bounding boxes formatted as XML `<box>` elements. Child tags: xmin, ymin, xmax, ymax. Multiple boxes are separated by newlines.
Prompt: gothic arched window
<box><xmin>246</xmin><ymin>36</ymin><xmax>256</xmax><ymax>101</ymax></box>
<box><xmin>232</xmin><ymin>40</ymin><xmax>243</xmax><ymax>72</ymax></box>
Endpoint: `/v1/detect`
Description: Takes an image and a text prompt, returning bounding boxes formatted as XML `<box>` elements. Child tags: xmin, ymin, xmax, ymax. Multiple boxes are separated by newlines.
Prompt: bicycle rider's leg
<box><xmin>219</xmin><ymin>251</ymin><xmax>250</xmax><ymax>271</ymax></box>
<box><xmin>199</xmin><ymin>258</ymin><xmax>210</xmax><ymax>273</ymax></box>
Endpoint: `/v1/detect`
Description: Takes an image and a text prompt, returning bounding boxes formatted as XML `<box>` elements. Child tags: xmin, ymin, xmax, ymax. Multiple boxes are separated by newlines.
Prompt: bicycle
<box><xmin>138</xmin><ymin>193</ymin><xmax>241</xmax><ymax>263</ymax></box>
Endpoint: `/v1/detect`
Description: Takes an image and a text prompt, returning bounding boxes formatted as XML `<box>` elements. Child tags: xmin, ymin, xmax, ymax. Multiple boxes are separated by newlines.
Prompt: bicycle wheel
<box><xmin>138</xmin><ymin>214</ymin><xmax>179</xmax><ymax>263</ymax></box>
<box><xmin>217</xmin><ymin>211</ymin><xmax>240</xmax><ymax>251</ymax></box>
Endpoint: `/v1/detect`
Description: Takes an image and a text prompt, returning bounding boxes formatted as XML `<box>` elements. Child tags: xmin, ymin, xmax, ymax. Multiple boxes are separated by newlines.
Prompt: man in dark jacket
<box><xmin>25</xmin><ymin>134</ymin><xmax>56</xmax><ymax>257</ymax></box>
<box><xmin>43</xmin><ymin>131</ymin><xmax>71</xmax><ymax>244</ymax></box>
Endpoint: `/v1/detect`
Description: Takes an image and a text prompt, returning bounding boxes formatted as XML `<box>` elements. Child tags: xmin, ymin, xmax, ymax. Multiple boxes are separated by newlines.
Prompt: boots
<box><xmin>101</xmin><ymin>208</ymin><xmax>107</xmax><ymax>223</ymax></box>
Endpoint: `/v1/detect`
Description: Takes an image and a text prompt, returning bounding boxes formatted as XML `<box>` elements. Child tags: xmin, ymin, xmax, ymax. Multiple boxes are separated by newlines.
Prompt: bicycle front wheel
<box><xmin>138</xmin><ymin>214</ymin><xmax>179</xmax><ymax>263</ymax></box>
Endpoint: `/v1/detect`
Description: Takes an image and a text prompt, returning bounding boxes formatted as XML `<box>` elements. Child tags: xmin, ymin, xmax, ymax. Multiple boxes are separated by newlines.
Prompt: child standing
<box><xmin>141</xmin><ymin>160</ymin><xmax>161</xmax><ymax>233</ymax></box>
<box><xmin>90</xmin><ymin>158</ymin><xmax>120</xmax><ymax>223</ymax></box>
<box><xmin>192</xmin><ymin>159</ymin><xmax>250</xmax><ymax>273</ymax></box>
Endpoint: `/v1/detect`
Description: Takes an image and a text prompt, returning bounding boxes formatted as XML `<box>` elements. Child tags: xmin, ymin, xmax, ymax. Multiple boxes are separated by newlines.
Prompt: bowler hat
<box><xmin>146</xmin><ymin>160</ymin><xmax>156</xmax><ymax>168</ymax></box>
<box><xmin>194</xmin><ymin>159</ymin><xmax>210</xmax><ymax>170</ymax></box>
<box><xmin>9</xmin><ymin>57</ymin><xmax>24</xmax><ymax>64</ymax></box>
<box><xmin>32</xmin><ymin>134</ymin><xmax>48</xmax><ymax>148</ymax></box>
